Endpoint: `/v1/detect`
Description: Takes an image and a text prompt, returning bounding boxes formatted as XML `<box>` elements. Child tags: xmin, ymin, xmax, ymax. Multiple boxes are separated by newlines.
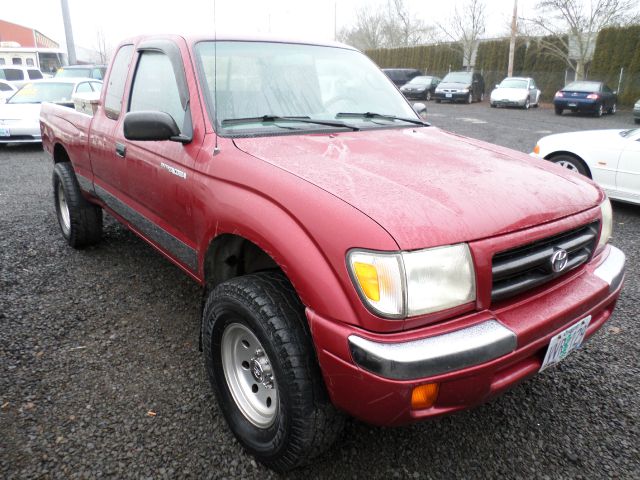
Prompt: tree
<box><xmin>437</xmin><ymin>0</ymin><xmax>487</xmax><ymax>71</ymax></box>
<box><xmin>523</xmin><ymin>0</ymin><xmax>640</xmax><ymax>80</ymax></box>
<box><xmin>95</xmin><ymin>29</ymin><xmax>109</xmax><ymax>64</ymax></box>
<box><xmin>338</xmin><ymin>0</ymin><xmax>433</xmax><ymax>50</ymax></box>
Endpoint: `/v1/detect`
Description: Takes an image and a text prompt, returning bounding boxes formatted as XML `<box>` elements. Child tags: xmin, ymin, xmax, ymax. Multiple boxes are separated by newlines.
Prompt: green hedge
<box><xmin>365</xmin><ymin>25</ymin><xmax>640</xmax><ymax>105</ymax></box>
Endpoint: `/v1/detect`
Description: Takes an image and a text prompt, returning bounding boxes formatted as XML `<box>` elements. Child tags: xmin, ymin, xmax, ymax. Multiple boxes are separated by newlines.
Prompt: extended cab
<box><xmin>40</xmin><ymin>35</ymin><xmax>625</xmax><ymax>472</ymax></box>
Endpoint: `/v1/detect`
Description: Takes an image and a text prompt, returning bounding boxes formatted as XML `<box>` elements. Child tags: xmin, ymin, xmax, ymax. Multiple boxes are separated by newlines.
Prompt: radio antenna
<box><xmin>213</xmin><ymin>0</ymin><xmax>220</xmax><ymax>154</ymax></box>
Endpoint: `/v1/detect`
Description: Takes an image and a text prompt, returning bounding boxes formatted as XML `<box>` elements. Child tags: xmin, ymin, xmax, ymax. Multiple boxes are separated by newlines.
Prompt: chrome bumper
<box><xmin>594</xmin><ymin>245</ymin><xmax>625</xmax><ymax>293</ymax></box>
<box><xmin>348</xmin><ymin>320</ymin><xmax>517</xmax><ymax>380</ymax></box>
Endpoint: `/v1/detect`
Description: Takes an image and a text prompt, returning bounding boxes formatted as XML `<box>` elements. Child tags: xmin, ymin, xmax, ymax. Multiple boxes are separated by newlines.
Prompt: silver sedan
<box><xmin>0</xmin><ymin>78</ymin><xmax>102</xmax><ymax>144</ymax></box>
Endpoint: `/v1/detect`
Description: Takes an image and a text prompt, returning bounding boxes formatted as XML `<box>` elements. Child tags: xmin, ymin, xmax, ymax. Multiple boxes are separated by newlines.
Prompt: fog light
<box><xmin>411</xmin><ymin>383</ymin><xmax>439</xmax><ymax>410</ymax></box>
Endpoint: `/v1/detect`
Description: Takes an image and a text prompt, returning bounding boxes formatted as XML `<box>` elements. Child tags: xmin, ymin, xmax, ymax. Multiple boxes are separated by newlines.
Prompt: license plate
<box><xmin>0</xmin><ymin>127</ymin><xmax>9</xmax><ymax>137</ymax></box>
<box><xmin>540</xmin><ymin>316</ymin><xmax>591</xmax><ymax>371</ymax></box>
<box><xmin>445</xmin><ymin>93</ymin><xmax>452</xmax><ymax>98</ymax></box>
<box><xmin>568</xmin><ymin>103</ymin><xmax>577</xmax><ymax>107</ymax></box>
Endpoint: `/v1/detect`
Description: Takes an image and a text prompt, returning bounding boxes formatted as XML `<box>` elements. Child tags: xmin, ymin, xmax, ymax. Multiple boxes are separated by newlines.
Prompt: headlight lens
<box><xmin>598</xmin><ymin>196</ymin><xmax>612</xmax><ymax>250</ymax></box>
<box><xmin>460</xmin><ymin>88</ymin><xmax>469</xmax><ymax>93</ymax></box>
<box><xmin>348</xmin><ymin>244</ymin><xmax>476</xmax><ymax>318</ymax></box>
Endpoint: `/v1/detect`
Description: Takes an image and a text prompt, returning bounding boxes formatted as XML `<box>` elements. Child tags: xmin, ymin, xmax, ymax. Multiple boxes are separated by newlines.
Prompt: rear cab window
<box><xmin>104</xmin><ymin>44</ymin><xmax>135</xmax><ymax>120</ymax></box>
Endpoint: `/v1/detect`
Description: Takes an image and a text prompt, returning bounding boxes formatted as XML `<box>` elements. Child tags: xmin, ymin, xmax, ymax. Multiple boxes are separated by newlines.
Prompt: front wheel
<box><xmin>555</xmin><ymin>107</ymin><xmax>563</xmax><ymax>115</ymax></box>
<box><xmin>202</xmin><ymin>272</ymin><xmax>344</xmax><ymax>472</ymax></box>
<box><xmin>524</xmin><ymin>98</ymin><xmax>530</xmax><ymax>110</ymax></box>
<box><xmin>425</xmin><ymin>91</ymin><xmax>432</xmax><ymax>101</ymax></box>
<box><xmin>467</xmin><ymin>92</ymin><xmax>473</xmax><ymax>104</ymax></box>
<box><xmin>52</xmin><ymin>162</ymin><xmax>102</xmax><ymax>248</ymax></box>
<box><xmin>608</xmin><ymin>103</ymin><xmax>617</xmax><ymax>115</ymax></box>
<box><xmin>550</xmin><ymin>154</ymin><xmax>590</xmax><ymax>177</ymax></box>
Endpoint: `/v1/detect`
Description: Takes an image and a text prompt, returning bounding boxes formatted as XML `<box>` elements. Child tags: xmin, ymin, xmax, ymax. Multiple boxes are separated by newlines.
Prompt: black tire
<box><xmin>555</xmin><ymin>107</ymin><xmax>563</xmax><ymax>115</ymax></box>
<box><xmin>202</xmin><ymin>271</ymin><xmax>344</xmax><ymax>472</ymax></box>
<box><xmin>608</xmin><ymin>102</ymin><xmax>617</xmax><ymax>115</ymax></box>
<box><xmin>435</xmin><ymin>99</ymin><xmax>441</xmax><ymax>103</ymax></box>
<box><xmin>595</xmin><ymin>103</ymin><xmax>604</xmax><ymax>117</ymax></box>
<box><xmin>425</xmin><ymin>90</ymin><xmax>432</xmax><ymax>101</ymax></box>
<box><xmin>479</xmin><ymin>92</ymin><xmax>485</xmax><ymax>102</ymax></box>
<box><xmin>549</xmin><ymin>154</ymin><xmax>590</xmax><ymax>177</ymax></box>
<box><xmin>635</xmin><ymin>118</ymin><xmax>640</xmax><ymax>124</ymax></box>
<box><xmin>52</xmin><ymin>162</ymin><xmax>102</xmax><ymax>248</ymax></box>
<box><xmin>524</xmin><ymin>98</ymin><xmax>530</xmax><ymax>110</ymax></box>
<box><xmin>467</xmin><ymin>92</ymin><xmax>473</xmax><ymax>104</ymax></box>
<box><xmin>490</xmin><ymin>103</ymin><xmax>496</xmax><ymax>108</ymax></box>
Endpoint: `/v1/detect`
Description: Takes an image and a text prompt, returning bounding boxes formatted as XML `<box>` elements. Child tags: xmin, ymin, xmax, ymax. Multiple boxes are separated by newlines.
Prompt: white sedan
<box><xmin>532</xmin><ymin>128</ymin><xmax>640</xmax><ymax>205</ymax></box>
<box><xmin>0</xmin><ymin>78</ymin><xmax>102</xmax><ymax>144</ymax></box>
<box><xmin>490</xmin><ymin>77</ymin><xmax>541</xmax><ymax>109</ymax></box>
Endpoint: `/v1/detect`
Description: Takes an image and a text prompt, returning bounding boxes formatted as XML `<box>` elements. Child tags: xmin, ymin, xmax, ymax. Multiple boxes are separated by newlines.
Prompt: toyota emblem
<box><xmin>550</xmin><ymin>249</ymin><xmax>569</xmax><ymax>273</ymax></box>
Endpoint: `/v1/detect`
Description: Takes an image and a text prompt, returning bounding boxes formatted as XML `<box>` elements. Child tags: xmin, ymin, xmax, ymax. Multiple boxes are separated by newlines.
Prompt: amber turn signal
<box><xmin>353</xmin><ymin>262</ymin><xmax>380</xmax><ymax>301</ymax></box>
<box><xmin>411</xmin><ymin>383</ymin><xmax>439</xmax><ymax>410</ymax></box>
<box><xmin>533</xmin><ymin>144</ymin><xmax>540</xmax><ymax>155</ymax></box>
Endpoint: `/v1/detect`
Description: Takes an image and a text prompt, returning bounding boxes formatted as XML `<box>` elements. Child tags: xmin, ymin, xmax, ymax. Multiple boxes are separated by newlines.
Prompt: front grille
<box><xmin>491</xmin><ymin>221</ymin><xmax>599</xmax><ymax>302</ymax></box>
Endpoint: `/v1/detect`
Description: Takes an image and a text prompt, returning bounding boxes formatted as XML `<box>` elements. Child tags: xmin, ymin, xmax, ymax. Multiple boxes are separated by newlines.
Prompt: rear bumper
<box><xmin>554</xmin><ymin>99</ymin><xmax>599</xmax><ymax>112</ymax></box>
<box><xmin>402</xmin><ymin>91</ymin><xmax>429</xmax><ymax>100</ymax></box>
<box><xmin>308</xmin><ymin>245</ymin><xmax>624</xmax><ymax>426</ymax></box>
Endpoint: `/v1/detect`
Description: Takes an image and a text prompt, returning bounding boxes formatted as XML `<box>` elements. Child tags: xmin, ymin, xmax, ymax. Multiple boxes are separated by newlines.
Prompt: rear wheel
<box><xmin>608</xmin><ymin>102</ymin><xmax>617</xmax><ymax>115</ymax></box>
<box><xmin>595</xmin><ymin>104</ymin><xmax>604</xmax><ymax>117</ymax></box>
<box><xmin>52</xmin><ymin>162</ymin><xmax>102</xmax><ymax>248</ymax></box>
<box><xmin>425</xmin><ymin>91</ymin><xmax>432</xmax><ymax>101</ymax></box>
<box><xmin>202</xmin><ymin>271</ymin><xmax>344</xmax><ymax>472</ymax></box>
<box><xmin>555</xmin><ymin>107</ymin><xmax>563</xmax><ymax>115</ymax></box>
<box><xmin>549</xmin><ymin>154</ymin><xmax>589</xmax><ymax>177</ymax></box>
<box><xmin>479</xmin><ymin>92</ymin><xmax>485</xmax><ymax>102</ymax></box>
<box><xmin>490</xmin><ymin>103</ymin><xmax>496</xmax><ymax>108</ymax></box>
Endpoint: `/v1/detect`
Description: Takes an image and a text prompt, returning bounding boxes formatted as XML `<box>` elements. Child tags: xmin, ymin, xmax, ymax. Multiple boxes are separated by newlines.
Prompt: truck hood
<box><xmin>234</xmin><ymin>127</ymin><xmax>602</xmax><ymax>250</ymax></box>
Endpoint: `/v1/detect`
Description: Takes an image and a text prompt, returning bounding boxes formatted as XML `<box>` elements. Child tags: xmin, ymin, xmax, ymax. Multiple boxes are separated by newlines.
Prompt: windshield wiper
<box><xmin>336</xmin><ymin>112</ymin><xmax>429</xmax><ymax>126</ymax></box>
<box><xmin>221</xmin><ymin>115</ymin><xmax>359</xmax><ymax>131</ymax></box>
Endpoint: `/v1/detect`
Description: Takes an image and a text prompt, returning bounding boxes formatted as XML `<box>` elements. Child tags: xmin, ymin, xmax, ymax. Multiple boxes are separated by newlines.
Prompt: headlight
<box><xmin>347</xmin><ymin>244</ymin><xmax>476</xmax><ymax>318</ymax></box>
<box><xmin>435</xmin><ymin>87</ymin><xmax>443</xmax><ymax>92</ymax></box>
<box><xmin>460</xmin><ymin>88</ymin><xmax>469</xmax><ymax>93</ymax></box>
<box><xmin>597</xmin><ymin>196</ymin><xmax>612</xmax><ymax>250</ymax></box>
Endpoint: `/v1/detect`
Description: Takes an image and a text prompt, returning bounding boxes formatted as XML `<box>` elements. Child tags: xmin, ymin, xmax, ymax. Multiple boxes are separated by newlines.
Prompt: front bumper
<box><xmin>434</xmin><ymin>91</ymin><xmax>469</xmax><ymax>102</ymax></box>
<box><xmin>491</xmin><ymin>98</ymin><xmax>527</xmax><ymax>107</ymax></box>
<box><xmin>0</xmin><ymin>121</ymin><xmax>41</xmax><ymax>143</ymax></box>
<box><xmin>308</xmin><ymin>245</ymin><xmax>625</xmax><ymax>426</ymax></box>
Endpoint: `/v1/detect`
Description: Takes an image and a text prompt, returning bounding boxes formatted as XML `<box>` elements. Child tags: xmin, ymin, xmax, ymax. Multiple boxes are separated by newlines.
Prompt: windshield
<box><xmin>56</xmin><ymin>68</ymin><xmax>92</xmax><ymax>78</ymax></box>
<box><xmin>8</xmin><ymin>82</ymin><xmax>74</xmax><ymax>104</ymax></box>
<box><xmin>195</xmin><ymin>41</ymin><xmax>417</xmax><ymax>135</ymax></box>
<box><xmin>564</xmin><ymin>81</ymin><xmax>600</xmax><ymax>92</ymax></box>
<box><xmin>499</xmin><ymin>79</ymin><xmax>528</xmax><ymax>89</ymax></box>
<box><xmin>442</xmin><ymin>72</ymin><xmax>472</xmax><ymax>83</ymax></box>
<box><xmin>408</xmin><ymin>76</ymin><xmax>432</xmax><ymax>85</ymax></box>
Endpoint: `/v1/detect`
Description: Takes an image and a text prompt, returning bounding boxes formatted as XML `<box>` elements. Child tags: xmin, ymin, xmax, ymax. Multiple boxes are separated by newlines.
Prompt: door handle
<box><xmin>115</xmin><ymin>142</ymin><xmax>126</xmax><ymax>158</ymax></box>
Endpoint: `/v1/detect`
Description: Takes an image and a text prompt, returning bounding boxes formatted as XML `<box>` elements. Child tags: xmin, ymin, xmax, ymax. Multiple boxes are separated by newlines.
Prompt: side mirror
<box><xmin>413</xmin><ymin>102</ymin><xmax>428</xmax><ymax>120</ymax></box>
<box><xmin>124</xmin><ymin>111</ymin><xmax>183</xmax><ymax>142</ymax></box>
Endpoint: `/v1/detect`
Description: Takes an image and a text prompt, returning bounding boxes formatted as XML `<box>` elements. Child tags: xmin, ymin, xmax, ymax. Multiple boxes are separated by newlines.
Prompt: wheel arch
<box><xmin>53</xmin><ymin>142</ymin><xmax>71</xmax><ymax>163</ymax></box>
<box><xmin>545</xmin><ymin>151</ymin><xmax>592</xmax><ymax>178</ymax></box>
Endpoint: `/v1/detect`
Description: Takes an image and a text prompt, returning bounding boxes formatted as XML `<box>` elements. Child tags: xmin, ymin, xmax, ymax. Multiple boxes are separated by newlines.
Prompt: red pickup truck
<box><xmin>40</xmin><ymin>35</ymin><xmax>625</xmax><ymax>471</ymax></box>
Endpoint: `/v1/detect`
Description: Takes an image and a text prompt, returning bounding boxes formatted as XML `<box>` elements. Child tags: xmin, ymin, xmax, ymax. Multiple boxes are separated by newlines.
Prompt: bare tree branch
<box><xmin>437</xmin><ymin>0</ymin><xmax>487</xmax><ymax>71</ymax></box>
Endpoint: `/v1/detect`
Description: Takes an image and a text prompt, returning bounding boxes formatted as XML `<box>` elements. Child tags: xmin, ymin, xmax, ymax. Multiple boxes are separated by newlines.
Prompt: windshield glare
<box><xmin>442</xmin><ymin>72</ymin><xmax>472</xmax><ymax>83</ymax></box>
<box><xmin>195</xmin><ymin>41</ymin><xmax>417</xmax><ymax>134</ymax></box>
<box><xmin>8</xmin><ymin>82</ymin><xmax>74</xmax><ymax>104</ymax></box>
<box><xmin>408</xmin><ymin>76</ymin><xmax>432</xmax><ymax>85</ymax></box>
<box><xmin>499</xmin><ymin>79</ymin><xmax>528</xmax><ymax>89</ymax></box>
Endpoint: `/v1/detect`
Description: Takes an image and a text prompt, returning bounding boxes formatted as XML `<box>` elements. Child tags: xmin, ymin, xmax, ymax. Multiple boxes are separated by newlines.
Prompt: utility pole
<box><xmin>507</xmin><ymin>0</ymin><xmax>518</xmax><ymax>77</ymax></box>
<box><xmin>60</xmin><ymin>0</ymin><xmax>77</xmax><ymax>64</ymax></box>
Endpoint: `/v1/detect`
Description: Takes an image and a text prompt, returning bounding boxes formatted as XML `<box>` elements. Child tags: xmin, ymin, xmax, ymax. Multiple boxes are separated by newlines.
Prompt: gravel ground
<box><xmin>1</xmin><ymin>105</ymin><xmax>639</xmax><ymax>479</ymax></box>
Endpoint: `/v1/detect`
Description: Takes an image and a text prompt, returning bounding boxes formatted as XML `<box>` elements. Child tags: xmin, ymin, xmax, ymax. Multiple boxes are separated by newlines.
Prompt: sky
<box><xmin>1</xmin><ymin>0</ymin><xmax>543</xmax><ymax>55</ymax></box>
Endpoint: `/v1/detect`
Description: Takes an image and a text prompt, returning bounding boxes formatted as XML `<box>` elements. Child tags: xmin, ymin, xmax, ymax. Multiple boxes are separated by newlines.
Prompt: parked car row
<box><xmin>0</xmin><ymin>78</ymin><xmax>102</xmax><ymax>145</ymax></box>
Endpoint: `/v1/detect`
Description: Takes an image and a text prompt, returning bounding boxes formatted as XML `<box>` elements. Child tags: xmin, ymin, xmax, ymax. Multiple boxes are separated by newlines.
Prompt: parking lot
<box><xmin>1</xmin><ymin>103</ymin><xmax>639</xmax><ymax>479</ymax></box>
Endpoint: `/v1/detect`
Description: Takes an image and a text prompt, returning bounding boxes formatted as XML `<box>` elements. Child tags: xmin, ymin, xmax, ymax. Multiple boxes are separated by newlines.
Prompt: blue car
<box><xmin>553</xmin><ymin>81</ymin><xmax>617</xmax><ymax>117</ymax></box>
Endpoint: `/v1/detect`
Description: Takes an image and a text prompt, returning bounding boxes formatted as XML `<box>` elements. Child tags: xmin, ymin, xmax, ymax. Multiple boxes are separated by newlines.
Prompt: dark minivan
<box><xmin>382</xmin><ymin>68</ymin><xmax>423</xmax><ymax>87</ymax></box>
<box><xmin>434</xmin><ymin>71</ymin><xmax>485</xmax><ymax>103</ymax></box>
